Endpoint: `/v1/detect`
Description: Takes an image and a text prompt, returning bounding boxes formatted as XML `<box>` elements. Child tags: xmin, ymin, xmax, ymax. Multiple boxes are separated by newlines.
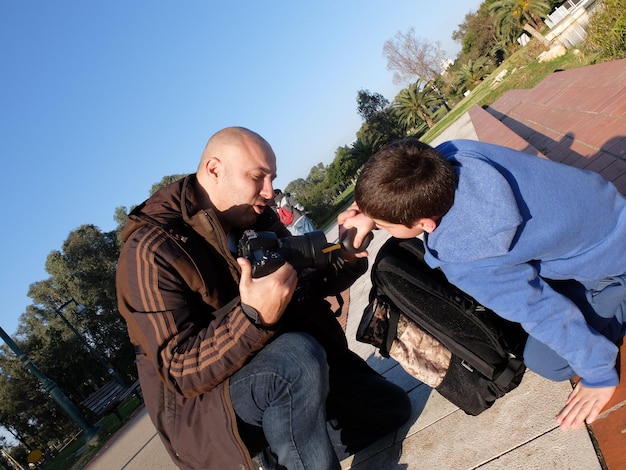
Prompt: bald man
<box><xmin>116</xmin><ymin>127</ymin><xmax>410</xmax><ymax>469</ymax></box>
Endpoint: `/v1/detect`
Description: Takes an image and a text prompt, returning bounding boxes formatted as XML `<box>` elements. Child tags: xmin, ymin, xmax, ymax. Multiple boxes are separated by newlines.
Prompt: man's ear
<box><xmin>205</xmin><ymin>157</ymin><xmax>221</xmax><ymax>180</ymax></box>
<box><xmin>416</xmin><ymin>217</ymin><xmax>438</xmax><ymax>233</ymax></box>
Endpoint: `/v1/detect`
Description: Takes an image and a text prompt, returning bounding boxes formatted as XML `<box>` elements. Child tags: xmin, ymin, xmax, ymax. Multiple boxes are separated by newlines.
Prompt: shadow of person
<box><xmin>547</xmin><ymin>131</ymin><xmax>585</xmax><ymax>166</ymax></box>
<box><xmin>483</xmin><ymin>109</ymin><xmax>585</xmax><ymax>164</ymax></box>
<box><xmin>590</xmin><ymin>135</ymin><xmax>626</xmax><ymax>195</ymax></box>
<box><xmin>331</xmin><ymin>352</ymin><xmax>432</xmax><ymax>469</ymax></box>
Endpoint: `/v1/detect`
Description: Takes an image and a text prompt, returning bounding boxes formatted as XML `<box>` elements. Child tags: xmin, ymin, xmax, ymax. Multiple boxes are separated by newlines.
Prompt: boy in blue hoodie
<box><xmin>347</xmin><ymin>138</ymin><xmax>626</xmax><ymax>430</ymax></box>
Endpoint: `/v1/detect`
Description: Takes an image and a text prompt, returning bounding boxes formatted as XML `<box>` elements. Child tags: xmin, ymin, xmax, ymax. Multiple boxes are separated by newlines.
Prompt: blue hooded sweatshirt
<box><xmin>425</xmin><ymin>140</ymin><xmax>626</xmax><ymax>388</ymax></box>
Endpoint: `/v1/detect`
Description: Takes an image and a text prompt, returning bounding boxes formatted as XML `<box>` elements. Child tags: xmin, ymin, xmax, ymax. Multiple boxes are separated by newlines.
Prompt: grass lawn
<box><xmin>42</xmin><ymin>396</ymin><xmax>143</xmax><ymax>470</ymax></box>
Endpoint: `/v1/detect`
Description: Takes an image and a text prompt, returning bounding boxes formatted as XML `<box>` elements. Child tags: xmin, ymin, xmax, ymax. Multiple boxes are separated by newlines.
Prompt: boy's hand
<box><xmin>556</xmin><ymin>382</ymin><xmax>615</xmax><ymax>430</ymax></box>
<box><xmin>337</xmin><ymin>203</ymin><xmax>376</xmax><ymax>258</ymax></box>
<box><xmin>237</xmin><ymin>257</ymin><xmax>298</xmax><ymax>327</ymax></box>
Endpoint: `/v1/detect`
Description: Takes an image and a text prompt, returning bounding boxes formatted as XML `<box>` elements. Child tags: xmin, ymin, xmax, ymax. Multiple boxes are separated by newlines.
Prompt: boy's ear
<box><xmin>415</xmin><ymin>217</ymin><xmax>438</xmax><ymax>233</ymax></box>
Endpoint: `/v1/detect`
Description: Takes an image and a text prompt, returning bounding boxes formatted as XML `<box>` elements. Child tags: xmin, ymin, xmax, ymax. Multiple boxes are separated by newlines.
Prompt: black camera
<box><xmin>238</xmin><ymin>228</ymin><xmax>373</xmax><ymax>278</ymax></box>
<box><xmin>238</xmin><ymin>230</ymin><xmax>330</xmax><ymax>278</ymax></box>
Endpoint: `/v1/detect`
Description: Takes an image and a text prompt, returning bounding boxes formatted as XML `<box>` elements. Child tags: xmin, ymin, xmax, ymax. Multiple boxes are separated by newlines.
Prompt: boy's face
<box><xmin>371</xmin><ymin>218</ymin><xmax>426</xmax><ymax>239</ymax></box>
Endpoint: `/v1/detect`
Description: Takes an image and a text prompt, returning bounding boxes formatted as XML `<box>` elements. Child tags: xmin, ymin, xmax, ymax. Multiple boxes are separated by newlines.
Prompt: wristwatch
<box><xmin>241</xmin><ymin>303</ymin><xmax>279</xmax><ymax>331</ymax></box>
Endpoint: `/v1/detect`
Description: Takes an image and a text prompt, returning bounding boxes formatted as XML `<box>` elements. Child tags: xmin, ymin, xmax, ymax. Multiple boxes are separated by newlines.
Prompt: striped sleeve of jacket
<box><xmin>116</xmin><ymin>223</ymin><xmax>274</xmax><ymax>397</ymax></box>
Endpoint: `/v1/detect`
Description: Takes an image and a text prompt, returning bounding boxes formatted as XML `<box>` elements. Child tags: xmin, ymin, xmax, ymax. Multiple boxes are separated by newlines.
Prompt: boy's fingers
<box><xmin>557</xmin><ymin>405</ymin><xmax>583</xmax><ymax>430</ymax></box>
<box><xmin>585</xmin><ymin>406</ymin><xmax>601</xmax><ymax>425</ymax></box>
<box><xmin>557</xmin><ymin>396</ymin><xmax>602</xmax><ymax>430</ymax></box>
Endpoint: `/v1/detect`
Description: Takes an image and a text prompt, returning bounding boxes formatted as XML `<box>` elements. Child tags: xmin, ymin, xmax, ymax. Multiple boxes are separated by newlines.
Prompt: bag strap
<box><xmin>382</xmin><ymin>303</ymin><xmax>400</xmax><ymax>357</ymax></box>
<box><xmin>493</xmin><ymin>356</ymin><xmax>525</xmax><ymax>387</ymax></box>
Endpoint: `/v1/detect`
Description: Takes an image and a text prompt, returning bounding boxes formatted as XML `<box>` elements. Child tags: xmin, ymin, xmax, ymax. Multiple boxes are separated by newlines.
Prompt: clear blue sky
<box><xmin>0</xmin><ymin>1</ymin><xmax>483</xmax><ymax>338</ymax></box>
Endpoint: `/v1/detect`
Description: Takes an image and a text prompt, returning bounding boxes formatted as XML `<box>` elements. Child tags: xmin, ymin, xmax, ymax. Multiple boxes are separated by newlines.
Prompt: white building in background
<box><xmin>439</xmin><ymin>58</ymin><xmax>454</xmax><ymax>73</ymax></box>
<box><xmin>544</xmin><ymin>0</ymin><xmax>600</xmax><ymax>48</ymax></box>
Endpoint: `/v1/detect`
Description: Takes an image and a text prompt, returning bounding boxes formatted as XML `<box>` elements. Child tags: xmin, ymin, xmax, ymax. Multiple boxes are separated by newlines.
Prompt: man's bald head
<box><xmin>195</xmin><ymin>127</ymin><xmax>277</xmax><ymax>232</ymax></box>
<box><xmin>197</xmin><ymin>127</ymin><xmax>273</xmax><ymax>174</ymax></box>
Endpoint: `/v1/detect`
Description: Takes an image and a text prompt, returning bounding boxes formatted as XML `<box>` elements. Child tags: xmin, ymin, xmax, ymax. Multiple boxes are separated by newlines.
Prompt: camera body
<box><xmin>238</xmin><ymin>230</ymin><xmax>330</xmax><ymax>278</ymax></box>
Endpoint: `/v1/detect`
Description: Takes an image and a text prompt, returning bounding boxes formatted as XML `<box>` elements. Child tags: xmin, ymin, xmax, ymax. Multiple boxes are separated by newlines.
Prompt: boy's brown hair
<box><xmin>355</xmin><ymin>138</ymin><xmax>457</xmax><ymax>226</ymax></box>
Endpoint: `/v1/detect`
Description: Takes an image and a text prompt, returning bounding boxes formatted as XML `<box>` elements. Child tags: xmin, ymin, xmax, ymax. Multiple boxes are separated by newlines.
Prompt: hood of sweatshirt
<box><xmin>426</xmin><ymin>147</ymin><xmax>523</xmax><ymax>264</ymax></box>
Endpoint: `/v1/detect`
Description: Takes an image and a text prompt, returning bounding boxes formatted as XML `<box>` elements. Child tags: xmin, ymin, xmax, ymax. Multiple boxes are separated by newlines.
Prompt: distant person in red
<box><xmin>274</xmin><ymin>189</ymin><xmax>316</xmax><ymax>235</ymax></box>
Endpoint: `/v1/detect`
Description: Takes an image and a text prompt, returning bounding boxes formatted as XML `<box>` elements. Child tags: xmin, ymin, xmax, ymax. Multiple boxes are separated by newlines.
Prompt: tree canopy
<box><xmin>1</xmin><ymin>224</ymin><xmax>137</xmax><ymax>459</ymax></box>
<box><xmin>383</xmin><ymin>27</ymin><xmax>447</xmax><ymax>84</ymax></box>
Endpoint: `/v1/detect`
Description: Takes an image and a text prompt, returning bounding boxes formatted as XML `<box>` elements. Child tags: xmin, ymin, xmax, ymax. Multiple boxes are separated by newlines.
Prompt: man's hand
<box><xmin>556</xmin><ymin>382</ymin><xmax>615</xmax><ymax>430</ymax></box>
<box><xmin>337</xmin><ymin>203</ymin><xmax>376</xmax><ymax>259</ymax></box>
<box><xmin>237</xmin><ymin>257</ymin><xmax>298</xmax><ymax>327</ymax></box>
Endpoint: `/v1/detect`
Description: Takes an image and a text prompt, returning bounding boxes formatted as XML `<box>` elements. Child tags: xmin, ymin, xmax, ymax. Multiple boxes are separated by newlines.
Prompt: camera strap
<box><xmin>332</xmin><ymin>293</ymin><xmax>344</xmax><ymax>318</ymax></box>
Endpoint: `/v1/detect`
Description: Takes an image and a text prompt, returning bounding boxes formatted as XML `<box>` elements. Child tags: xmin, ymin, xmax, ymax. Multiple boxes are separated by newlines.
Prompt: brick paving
<box><xmin>484</xmin><ymin>58</ymin><xmax>626</xmax><ymax>194</ymax></box>
<box><xmin>468</xmin><ymin>57</ymin><xmax>626</xmax><ymax>470</ymax></box>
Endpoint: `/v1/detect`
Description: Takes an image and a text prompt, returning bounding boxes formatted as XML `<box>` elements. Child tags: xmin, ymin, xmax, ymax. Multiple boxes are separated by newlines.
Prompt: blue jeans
<box><xmin>229</xmin><ymin>332</ymin><xmax>340</xmax><ymax>470</ymax></box>
<box><xmin>524</xmin><ymin>275</ymin><xmax>626</xmax><ymax>381</ymax></box>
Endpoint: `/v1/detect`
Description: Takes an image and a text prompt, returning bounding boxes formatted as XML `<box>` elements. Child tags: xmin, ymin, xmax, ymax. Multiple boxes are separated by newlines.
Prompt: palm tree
<box><xmin>348</xmin><ymin>137</ymin><xmax>376</xmax><ymax>174</ymax></box>
<box><xmin>489</xmin><ymin>0</ymin><xmax>551</xmax><ymax>46</ymax></box>
<box><xmin>393</xmin><ymin>79</ymin><xmax>442</xmax><ymax>130</ymax></box>
<box><xmin>455</xmin><ymin>57</ymin><xmax>493</xmax><ymax>90</ymax></box>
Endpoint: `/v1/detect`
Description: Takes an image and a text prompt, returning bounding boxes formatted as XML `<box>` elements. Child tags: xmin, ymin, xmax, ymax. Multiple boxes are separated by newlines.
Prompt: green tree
<box><xmin>0</xmin><ymin>322</ymin><xmax>81</xmax><ymax>450</ymax></box>
<box><xmin>355</xmin><ymin>90</ymin><xmax>405</xmax><ymax>152</ymax></box>
<box><xmin>356</xmin><ymin>89</ymin><xmax>389</xmax><ymax>121</ymax></box>
<box><xmin>348</xmin><ymin>138</ymin><xmax>376</xmax><ymax>172</ymax></box>
<box><xmin>36</xmin><ymin>225</ymin><xmax>133</xmax><ymax>367</ymax></box>
<box><xmin>0</xmin><ymin>173</ymin><xmax>189</xmax><ymax>452</ymax></box>
<box><xmin>0</xmin><ymin>224</ymin><xmax>136</xmax><ymax>448</ymax></box>
<box><xmin>393</xmin><ymin>79</ymin><xmax>443</xmax><ymax>130</ymax></box>
<box><xmin>285</xmin><ymin>164</ymin><xmax>334</xmax><ymax>225</ymax></box>
<box><xmin>326</xmin><ymin>146</ymin><xmax>359</xmax><ymax>189</ymax></box>
<box><xmin>453</xmin><ymin>2</ymin><xmax>502</xmax><ymax>62</ymax></box>
<box><xmin>150</xmin><ymin>174</ymin><xmax>186</xmax><ymax>195</ymax></box>
<box><xmin>455</xmin><ymin>56</ymin><xmax>493</xmax><ymax>91</ymax></box>
<box><xmin>489</xmin><ymin>0</ymin><xmax>551</xmax><ymax>46</ymax></box>
<box><xmin>284</xmin><ymin>178</ymin><xmax>307</xmax><ymax>200</ymax></box>
<box><xmin>306</xmin><ymin>163</ymin><xmax>327</xmax><ymax>187</ymax></box>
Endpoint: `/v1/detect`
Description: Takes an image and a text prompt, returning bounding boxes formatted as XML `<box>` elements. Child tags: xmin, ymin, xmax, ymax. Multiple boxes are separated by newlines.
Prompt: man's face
<box><xmin>212</xmin><ymin>139</ymin><xmax>276</xmax><ymax>230</ymax></box>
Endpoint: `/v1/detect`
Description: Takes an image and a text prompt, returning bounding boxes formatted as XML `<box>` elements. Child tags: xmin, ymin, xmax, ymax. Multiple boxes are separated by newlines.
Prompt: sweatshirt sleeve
<box><xmin>438</xmin><ymin>259</ymin><xmax>619</xmax><ymax>388</ymax></box>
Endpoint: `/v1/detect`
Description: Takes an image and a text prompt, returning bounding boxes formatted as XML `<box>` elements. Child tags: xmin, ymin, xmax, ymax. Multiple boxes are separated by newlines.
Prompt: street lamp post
<box><xmin>0</xmin><ymin>325</ymin><xmax>99</xmax><ymax>440</ymax></box>
<box><xmin>54</xmin><ymin>299</ymin><xmax>127</xmax><ymax>387</ymax></box>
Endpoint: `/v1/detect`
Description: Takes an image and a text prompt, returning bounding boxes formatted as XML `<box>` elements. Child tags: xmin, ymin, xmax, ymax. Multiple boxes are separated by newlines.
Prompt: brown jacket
<box><xmin>116</xmin><ymin>175</ymin><xmax>367</xmax><ymax>469</ymax></box>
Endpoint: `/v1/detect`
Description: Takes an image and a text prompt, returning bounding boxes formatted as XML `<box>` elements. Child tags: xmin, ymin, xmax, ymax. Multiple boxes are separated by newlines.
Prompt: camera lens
<box><xmin>278</xmin><ymin>230</ymin><xmax>329</xmax><ymax>271</ymax></box>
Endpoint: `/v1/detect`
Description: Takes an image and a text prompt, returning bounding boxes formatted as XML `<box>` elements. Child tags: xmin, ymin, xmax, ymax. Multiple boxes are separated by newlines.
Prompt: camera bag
<box><xmin>357</xmin><ymin>237</ymin><xmax>528</xmax><ymax>416</ymax></box>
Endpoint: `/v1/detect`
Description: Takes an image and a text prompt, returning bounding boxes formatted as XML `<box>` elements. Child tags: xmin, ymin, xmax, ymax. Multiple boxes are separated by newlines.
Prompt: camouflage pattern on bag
<box><xmin>356</xmin><ymin>297</ymin><xmax>389</xmax><ymax>349</ymax></box>
<box><xmin>357</xmin><ymin>298</ymin><xmax>451</xmax><ymax>388</ymax></box>
<box><xmin>390</xmin><ymin>315</ymin><xmax>451</xmax><ymax>388</ymax></box>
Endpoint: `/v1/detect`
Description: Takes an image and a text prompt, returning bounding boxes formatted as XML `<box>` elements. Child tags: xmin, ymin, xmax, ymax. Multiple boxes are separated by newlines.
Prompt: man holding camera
<box><xmin>116</xmin><ymin>127</ymin><xmax>410</xmax><ymax>469</ymax></box>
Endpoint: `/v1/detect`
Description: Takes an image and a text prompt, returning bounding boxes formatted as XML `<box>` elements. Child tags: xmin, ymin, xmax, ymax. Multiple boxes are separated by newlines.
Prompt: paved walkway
<box><xmin>85</xmin><ymin>59</ymin><xmax>625</xmax><ymax>469</ymax></box>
